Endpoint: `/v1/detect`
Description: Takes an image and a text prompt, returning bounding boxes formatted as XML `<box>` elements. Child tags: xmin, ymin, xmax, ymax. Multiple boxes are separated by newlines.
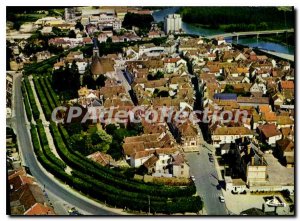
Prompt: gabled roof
<box><xmin>276</xmin><ymin>116</ymin><xmax>294</xmax><ymax>125</ymax></box>
<box><xmin>276</xmin><ymin>138</ymin><xmax>294</xmax><ymax>152</ymax></box>
<box><xmin>143</xmin><ymin>155</ymin><xmax>159</xmax><ymax>169</ymax></box>
<box><xmin>24</xmin><ymin>203</ymin><xmax>55</xmax><ymax>215</ymax></box>
<box><xmin>258</xmin><ymin>123</ymin><xmax>281</xmax><ymax>138</ymax></box>
<box><xmin>213</xmin><ymin>126</ymin><xmax>252</xmax><ymax>136</ymax></box>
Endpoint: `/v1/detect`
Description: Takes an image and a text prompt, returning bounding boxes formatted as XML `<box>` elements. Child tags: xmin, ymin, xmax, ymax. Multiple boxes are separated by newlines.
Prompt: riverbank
<box><xmin>259</xmin><ymin>34</ymin><xmax>294</xmax><ymax>48</ymax></box>
<box><xmin>153</xmin><ymin>7</ymin><xmax>294</xmax><ymax>55</ymax></box>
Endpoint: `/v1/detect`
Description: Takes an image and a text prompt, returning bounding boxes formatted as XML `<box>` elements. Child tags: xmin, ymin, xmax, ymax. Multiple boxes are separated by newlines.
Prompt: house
<box><xmin>279</xmin><ymin>80</ymin><xmax>294</xmax><ymax>92</ymax></box>
<box><xmin>220</xmin><ymin>143</ymin><xmax>231</xmax><ymax>155</ymax></box>
<box><xmin>275</xmin><ymin>138</ymin><xmax>294</xmax><ymax>168</ymax></box>
<box><xmin>170</xmin><ymin>153</ymin><xmax>190</xmax><ymax>178</ymax></box>
<box><xmin>211</xmin><ymin>126</ymin><xmax>253</xmax><ymax>147</ymax></box>
<box><xmin>213</xmin><ymin>36</ymin><xmax>226</xmax><ymax>45</ymax></box>
<box><xmin>280</xmin><ymin>127</ymin><xmax>294</xmax><ymax>141</ymax></box>
<box><xmin>24</xmin><ymin>203</ymin><xmax>55</xmax><ymax>215</ymax></box>
<box><xmin>9</xmin><ymin>168</ymin><xmax>55</xmax><ymax>215</ymax></box>
<box><xmin>87</xmin><ymin>151</ymin><xmax>116</xmax><ymax>167</ymax></box>
<box><xmin>163</xmin><ymin>57</ymin><xmax>186</xmax><ymax>74</ymax></box>
<box><xmin>272</xmin><ymin>92</ymin><xmax>285</xmax><ymax>108</ymax></box>
<box><xmin>276</xmin><ymin>116</ymin><xmax>294</xmax><ymax>129</ymax></box>
<box><xmin>250</xmin><ymin>83</ymin><xmax>267</xmax><ymax>94</ymax></box>
<box><xmin>257</xmin><ymin>123</ymin><xmax>282</xmax><ymax>146</ymax></box>
<box><xmin>122</xmin><ymin>132</ymin><xmax>175</xmax><ymax>160</ymax></box>
<box><xmin>177</xmin><ymin>121</ymin><xmax>200</xmax><ymax>151</ymax></box>
<box><xmin>237</xmin><ymin>96</ymin><xmax>269</xmax><ymax>108</ymax></box>
<box><xmin>225</xmin><ymin>176</ymin><xmax>246</xmax><ymax>193</ymax></box>
<box><xmin>261</xmin><ymin>111</ymin><xmax>277</xmax><ymax>124</ymax></box>
<box><xmin>246</xmin><ymin>154</ymin><xmax>268</xmax><ymax>186</ymax></box>
<box><xmin>143</xmin><ymin>149</ymin><xmax>176</xmax><ymax>178</ymax></box>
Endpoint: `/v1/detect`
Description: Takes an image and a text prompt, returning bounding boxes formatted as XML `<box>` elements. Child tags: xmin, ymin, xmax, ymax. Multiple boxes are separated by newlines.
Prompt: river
<box><xmin>152</xmin><ymin>7</ymin><xmax>294</xmax><ymax>55</ymax></box>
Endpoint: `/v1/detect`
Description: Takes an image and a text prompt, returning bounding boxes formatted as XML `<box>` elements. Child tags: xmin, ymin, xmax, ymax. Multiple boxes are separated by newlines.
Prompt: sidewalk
<box><xmin>29</xmin><ymin>77</ymin><xmax>72</xmax><ymax>174</ymax></box>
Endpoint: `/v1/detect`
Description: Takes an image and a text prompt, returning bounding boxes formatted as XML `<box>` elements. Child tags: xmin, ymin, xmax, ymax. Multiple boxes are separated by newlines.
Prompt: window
<box><xmin>181</xmin><ymin>165</ymin><xmax>184</xmax><ymax>169</ymax></box>
<box><xmin>181</xmin><ymin>171</ymin><xmax>184</xmax><ymax>175</ymax></box>
<box><xmin>162</xmin><ymin>160</ymin><xmax>165</xmax><ymax>164</ymax></box>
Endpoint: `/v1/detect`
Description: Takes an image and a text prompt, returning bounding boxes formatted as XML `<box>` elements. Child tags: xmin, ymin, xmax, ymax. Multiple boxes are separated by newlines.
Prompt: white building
<box><xmin>164</xmin><ymin>14</ymin><xmax>182</xmax><ymax>34</ymax></box>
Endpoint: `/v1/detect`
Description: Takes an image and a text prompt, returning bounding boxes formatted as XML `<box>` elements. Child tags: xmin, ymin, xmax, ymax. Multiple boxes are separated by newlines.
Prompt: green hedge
<box><xmin>51</xmin><ymin>122</ymin><xmax>196</xmax><ymax>198</ymax></box>
<box><xmin>49</xmin><ymin>122</ymin><xmax>202</xmax><ymax>213</ymax></box>
<box><xmin>35</xmin><ymin>119</ymin><xmax>66</xmax><ymax>170</ymax></box>
<box><xmin>30</xmin><ymin>124</ymin><xmax>70</xmax><ymax>181</ymax></box>
<box><xmin>43</xmin><ymin>77</ymin><xmax>60</xmax><ymax>107</ymax></box>
<box><xmin>21</xmin><ymin>83</ymin><xmax>32</xmax><ymax>122</ymax></box>
<box><xmin>39</xmin><ymin>77</ymin><xmax>56</xmax><ymax>110</ymax></box>
<box><xmin>72</xmin><ymin>170</ymin><xmax>202</xmax><ymax>214</ymax></box>
<box><xmin>24</xmin><ymin>77</ymin><xmax>40</xmax><ymax>120</ymax></box>
<box><xmin>32</xmin><ymin>77</ymin><xmax>52</xmax><ymax>121</ymax></box>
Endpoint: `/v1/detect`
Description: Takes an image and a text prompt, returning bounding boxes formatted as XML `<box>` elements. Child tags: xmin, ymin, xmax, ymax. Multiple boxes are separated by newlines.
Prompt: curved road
<box><xmin>12</xmin><ymin>73</ymin><xmax>116</xmax><ymax>215</ymax></box>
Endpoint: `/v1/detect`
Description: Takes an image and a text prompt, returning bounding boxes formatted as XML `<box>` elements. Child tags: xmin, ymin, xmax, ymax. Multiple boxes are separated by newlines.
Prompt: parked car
<box><xmin>209</xmin><ymin>157</ymin><xmax>214</xmax><ymax>162</ymax></box>
<box><xmin>219</xmin><ymin>196</ymin><xmax>225</xmax><ymax>203</ymax></box>
<box><xmin>216</xmin><ymin>184</ymin><xmax>221</xmax><ymax>190</ymax></box>
<box><xmin>208</xmin><ymin>153</ymin><xmax>213</xmax><ymax>157</ymax></box>
<box><xmin>190</xmin><ymin>175</ymin><xmax>196</xmax><ymax>181</ymax></box>
<box><xmin>68</xmin><ymin>207</ymin><xmax>82</xmax><ymax>215</ymax></box>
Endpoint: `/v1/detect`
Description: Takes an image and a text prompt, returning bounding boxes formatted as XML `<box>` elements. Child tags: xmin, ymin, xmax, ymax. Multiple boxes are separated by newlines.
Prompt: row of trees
<box><xmin>50</xmin><ymin>122</ymin><xmax>199</xmax><ymax>198</ymax></box>
<box><xmin>23</xmin><ymin>77</ymin><xmax>40</xmax><ymax>120</ymax></box>
<box><xmin>21</xmin><ymin>83</ymin><xmax>32</xmax><ymax>121</ymax></box>
<box><xmin>33</xmin><ymin>77</ymin><xmax>53</xmax><ymax>121</ymax></box>
<box><xmin>35</xmin><ymin>119</ymin><xmax>66</xmax><ymax>169</ymax></box>
<box><xmin>180</xmin><ymin>7</ymin><xmax>294</xmax><ymax>31</ymax></box>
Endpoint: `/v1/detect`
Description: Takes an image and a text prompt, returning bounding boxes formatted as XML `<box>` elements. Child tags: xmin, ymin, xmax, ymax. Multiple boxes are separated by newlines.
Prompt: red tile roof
<box><xmin>281</xmin><ymin>81</ymin><xmax>294</xmax><ymax>90</ymax></box>
<box><xmin>258</xmin><ymin>123</ymin><xmax>281</xmax><ymax>138</ymax></box>
<box><xmin>24</xmin><ymin>203</ymin><xmax>55</xmax><ymax>215</ymax></box>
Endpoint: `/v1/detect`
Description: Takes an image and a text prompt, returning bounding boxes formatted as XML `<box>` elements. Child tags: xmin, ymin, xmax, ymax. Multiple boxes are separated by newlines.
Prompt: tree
<box><xmin>106</xmin><ymin>37</ymin><xmax>112</xmax><ymax>43</ymax></box>
<box><xmin>223</xmin><ymin>84</ymin><xmax>235</xmax><ymax>93</ymax></box>
<box><xmin>65</xmin><ymin>122</ymin><xmax>83</xmax><ymax>135</ymax></box>
<box><xmin>75</xmin><ymin>21</ymin><xmax>84</xmax><ymax>31</ymax></box>
<box><xmin>95</xmin><ymin>75</ymin><xmax>107</xmax><ymax>88</ymax></box>
<box><xmin>157</xmin><ymin>90</ymin><xmax>169</xmax><ymax>97</ymax></box>
<box><xmin>82</xmin><ymin>64</ymin><xmax>96</xmax><ymax>89</ymax></box>
<box><xmin>91</xmin><ymin>130</ymin><xmax>112</xmax><ymax>146</ymax></box>
<box><xmin>105</xmin><ymin>124</ymin><xmax>118</xmax><ymax>135</ymax></box>
<box><xmin>122</xmin><ymin>12</ymin><xmax>154</xmax><ymax>31</ymax></box>
<box><xmin>68</xmin><ymin>30</ymin><xmax>76</xmax><ymax>38</ymax></box>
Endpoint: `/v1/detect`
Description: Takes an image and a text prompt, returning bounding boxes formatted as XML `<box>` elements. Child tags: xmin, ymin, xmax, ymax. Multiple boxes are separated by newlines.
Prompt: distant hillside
<box><xmin>179</xmin><ymin>7</ymin><xmax>294</xmax><ymax>32</ymax></box>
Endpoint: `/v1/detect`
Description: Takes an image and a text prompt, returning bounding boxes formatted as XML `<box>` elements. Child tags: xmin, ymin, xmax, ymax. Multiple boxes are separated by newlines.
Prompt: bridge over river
<box><xmin>207</xmin><ymin>29</ymin><xmax>294</xmax><ymax>40</ymax></box>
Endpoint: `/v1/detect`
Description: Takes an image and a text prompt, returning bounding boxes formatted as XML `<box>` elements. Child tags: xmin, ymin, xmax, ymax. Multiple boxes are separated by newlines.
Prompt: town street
<box><xmin>185</xmin><ymin>147</ymin><xmax>228</xmax><ymax>215</ymax></box>
<box><xmin>11</xmin><ymin>73</ymin><xmax>117</xmax><ymax>215</ymax></box>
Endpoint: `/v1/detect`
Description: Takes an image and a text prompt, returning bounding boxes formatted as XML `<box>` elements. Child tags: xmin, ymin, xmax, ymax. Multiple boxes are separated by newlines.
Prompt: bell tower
<box><xmin>92</xmin><ymin>38</ymin><xmax>99</xmax><ymax>57</ymax></box>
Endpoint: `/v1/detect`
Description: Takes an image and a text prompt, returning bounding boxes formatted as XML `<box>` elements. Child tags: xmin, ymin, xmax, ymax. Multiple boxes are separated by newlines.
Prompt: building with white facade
<box><xmin>164</xmin><ymin>14</ymin><xmax>182</xmax><ymax>34</ymax></box>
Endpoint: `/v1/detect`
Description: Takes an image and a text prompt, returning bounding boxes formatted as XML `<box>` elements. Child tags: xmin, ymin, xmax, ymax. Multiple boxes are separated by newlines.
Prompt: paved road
<box><xmin>259</xmin><ymin>49</ymin><xmax>294</xmax><ymax>62</ymax></box>
<box><xmin>185</xmin><ymin>148</ymin><xmax>228</xmax><ymax>215</ymax></box>
<box><xmin>11</xmin><ymin>73</ymin><xmax>117</xmax><ymax>215</ymax></box>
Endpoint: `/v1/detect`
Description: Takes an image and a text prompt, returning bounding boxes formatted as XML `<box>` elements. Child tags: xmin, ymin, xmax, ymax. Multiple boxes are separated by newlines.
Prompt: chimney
<box><xmin>251</xmin><ymin>156</ymin><xmax>255</xmax><ymax>166</ymax></box>
<box><xmin>247</xmin><ymin>144</ymin><xmax>251</xmax><ymax>155</ymax></box>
